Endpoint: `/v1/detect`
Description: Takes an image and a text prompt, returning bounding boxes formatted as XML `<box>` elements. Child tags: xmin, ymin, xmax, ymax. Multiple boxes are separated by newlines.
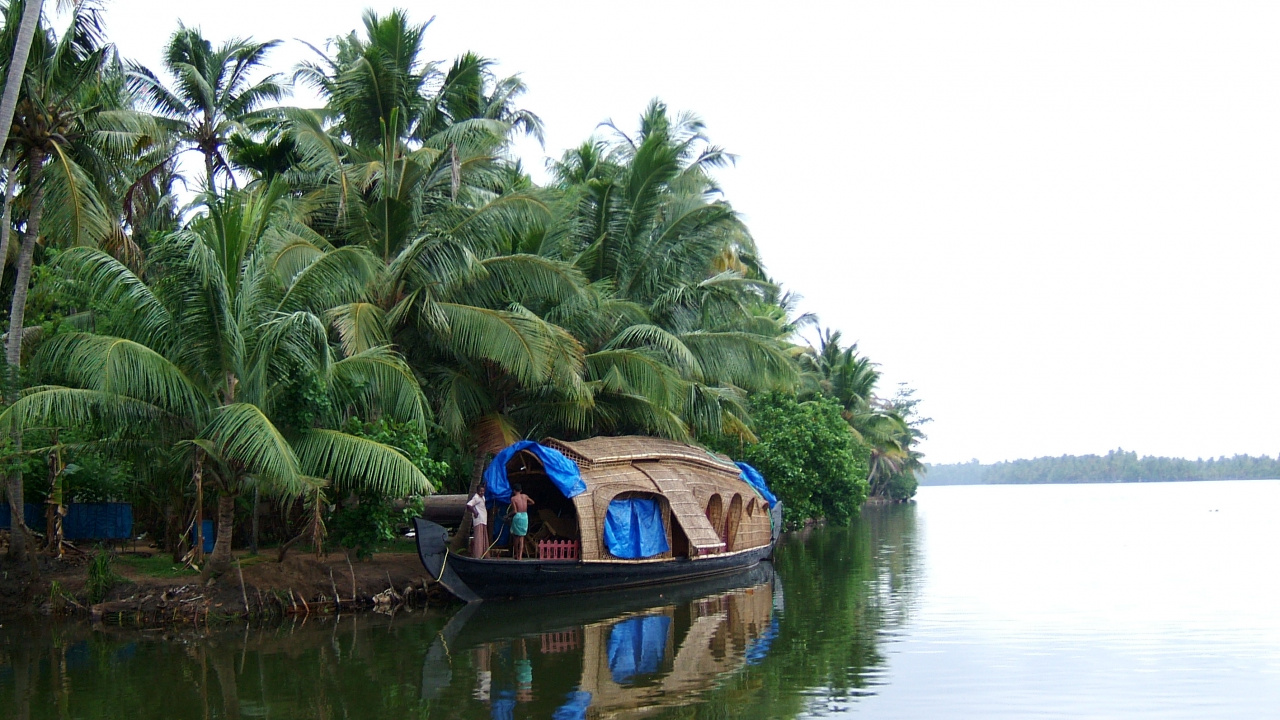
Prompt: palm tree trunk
<box><xmin>250</xmin><ymin>486</ymin><xmax>259</xmax><ymax>555</ymax></box>
<box><xmin>0</xmin><ymin>0</ymin><xmax>44</xmax><ymax>171</ymax></box>
<box><xmin>4</xmin><ymin>148</ymin><xmax>44</xmax><ymax>562</ymax></box>
<box><xmin>0</xmin><ymin>152</ymin><xmax>19</xmax><ymax>271</ymax></box>
<box><xmin>166</xmin><ymin>500</ymin><xmax>184</xmax><ymax>564</ymax></box>
<box><xmin>7</xmin><ymin>147</ymin><xmax>44</xmax><ymax>375</ymax></box>
<box><xmin>43</xmin><ymin>438</ymin><xmax>63</xmax><ymax>554</ymax></box>
<box><xmin>204</xmin><ymin>151</ymin><xmax>216</xmax><ymax>195</ymax></box>
<box><xmin>202</xmin><ymin>491</ymin><xmax>237</xmax><ymax>581</ymax></box>
<box><xmin>193</xmin><ymin>454</ymin><xmax>204</xmax><ymax>563</ymax></box>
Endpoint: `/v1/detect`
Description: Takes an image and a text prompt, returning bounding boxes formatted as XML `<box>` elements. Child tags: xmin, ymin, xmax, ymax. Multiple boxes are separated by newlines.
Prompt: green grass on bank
<box><xmin>113</xmin><ymin>538</ymin><xmax>418</xmax><ymax>579</ymax></box>
<box><xmin>115</xmin><ymin>553</ymin><xmax>199</xmax><ymax>579</ymax></box>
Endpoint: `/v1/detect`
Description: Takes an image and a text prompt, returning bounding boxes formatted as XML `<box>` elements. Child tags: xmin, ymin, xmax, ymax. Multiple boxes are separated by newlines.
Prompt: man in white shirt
<box><xmin>466</xmin><ymin>485</ymin><xmax>489</xmax><ymax>558</ymax></box>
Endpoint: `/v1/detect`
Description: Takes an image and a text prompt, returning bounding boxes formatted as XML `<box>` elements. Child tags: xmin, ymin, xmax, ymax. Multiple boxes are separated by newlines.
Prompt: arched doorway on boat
<box><xmin>602</xmin><ymin>491</ymin><xmax>672</xmax><ymax>560</ymax></box>
<box><xmin>492</xmin><ymin>448</ymin><xmax>582</xmax><ymax>559</ymax></box>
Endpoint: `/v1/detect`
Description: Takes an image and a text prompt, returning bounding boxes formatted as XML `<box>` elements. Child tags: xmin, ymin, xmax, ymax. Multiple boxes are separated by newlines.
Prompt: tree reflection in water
<box><xmin>0</xmin><ymin>502</ymin><xmax>917</xmax><ymax>719</ymax></box>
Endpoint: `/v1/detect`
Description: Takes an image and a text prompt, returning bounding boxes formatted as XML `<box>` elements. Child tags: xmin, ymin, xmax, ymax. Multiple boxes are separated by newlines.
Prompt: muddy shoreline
<box><xmin>0</xmin><ymin>546</ymin><xmax>460</xmax><ymax>625</ymax></box>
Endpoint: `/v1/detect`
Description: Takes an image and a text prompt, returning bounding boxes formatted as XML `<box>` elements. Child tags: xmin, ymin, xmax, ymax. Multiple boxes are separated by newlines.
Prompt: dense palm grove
<box><xmin>0</xmin><ymin>3</ymin><xmax>924</xmax><ymax>574</ymax></box>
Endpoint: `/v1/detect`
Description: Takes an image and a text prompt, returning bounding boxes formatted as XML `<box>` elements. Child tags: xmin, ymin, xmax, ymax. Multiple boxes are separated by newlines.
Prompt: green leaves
<box><xmin>328</xmin><ymin>346</ymin><xmax>428</xmax><ymax>428</ymax></box>
<box><xmin>36</xmin><ymin>333</ymin><xmax>207</xmax><ymax>421</ymax></box>
<box><xmin>295</xmin><ymin>428</ymin><xmax>430</xmax><ymax>497</ymax></box>
<box><xmin>203</xmin><ymin>403</ymin><xmax>302</xmax><ymax>494</ymax></box>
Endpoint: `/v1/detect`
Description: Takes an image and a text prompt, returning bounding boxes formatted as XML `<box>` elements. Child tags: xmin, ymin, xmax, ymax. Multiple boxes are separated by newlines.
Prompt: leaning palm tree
<box><xmin>0</xmin><ymin>0</ymin><xmax>44</xmax><ymax>169</ymax></box>
<box><xmin>126</xmin><ymin>23</ymin><xmax>284</xmax><ymax>192</ymax></box>
<box><xmin>0</xmin><ymin>185</ymin><xmax>432</xmax><ymax>579</ymax></box>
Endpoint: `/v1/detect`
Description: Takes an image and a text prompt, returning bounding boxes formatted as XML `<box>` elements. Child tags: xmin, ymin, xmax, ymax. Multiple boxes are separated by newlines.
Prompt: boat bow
<box><xmin>414</xmin><ymin>518</ymin><xmax>481</xmax><ymax>602</ymax></box>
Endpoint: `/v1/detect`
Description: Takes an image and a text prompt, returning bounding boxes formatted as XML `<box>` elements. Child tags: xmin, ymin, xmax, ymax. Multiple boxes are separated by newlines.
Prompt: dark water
<box><xmin>3</xmin><ymin>481</ymin><xmax>1278</xmax><ymax>718</ymax></box>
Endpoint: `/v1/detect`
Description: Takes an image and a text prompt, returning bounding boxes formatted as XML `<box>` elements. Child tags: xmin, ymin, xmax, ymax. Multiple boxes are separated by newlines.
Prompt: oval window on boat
<box><xmin>746</xmin><ymin>498</ymin><xmax>756</xmax><ymax>517</ymax></box>
<box><xmin>725</xmin><ymin>494</ymin><xmax>743</xmax><ymax>551</ymax></box>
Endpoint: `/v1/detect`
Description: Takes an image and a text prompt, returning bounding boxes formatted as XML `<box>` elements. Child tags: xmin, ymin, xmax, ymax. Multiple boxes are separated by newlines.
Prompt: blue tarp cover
<box><xmin>607</xmin><ymin>615</ymin><xmax>670</xmax><ymax>683</ymax></box>
<box><xmin>745</xmin><ymin>616</ymin><xmax>780</xmax><ymax>665</ymax></box>
<box><xmin>0</xmin><ymin>502</ymin><xmax>133</xmax><ymax>540</ymax></box>
<box><xmin>603</xmin><ymin>497</ymin><xmax>670</xmax><ymax>559</ymax></box>
<box><xmin>484</xmin><ymin>441</ymin><xmax>586</xmax><ymax>503</ymax></box>
<box><xmin>551</xmin><ymin>691</ymin><xmax>592</xmax><ymax>720</ymax></box>
<box><xmin>736</xmin><ymin>462</ymin><xmax>778</xmax><ymax>507</ymax></box>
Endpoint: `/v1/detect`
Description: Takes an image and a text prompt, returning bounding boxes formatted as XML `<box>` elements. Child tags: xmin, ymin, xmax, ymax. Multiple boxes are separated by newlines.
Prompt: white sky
<box><xmin>95</xmin><ymin>0</ymin><xmax>1280</xmax><ymax>464</ymax></box>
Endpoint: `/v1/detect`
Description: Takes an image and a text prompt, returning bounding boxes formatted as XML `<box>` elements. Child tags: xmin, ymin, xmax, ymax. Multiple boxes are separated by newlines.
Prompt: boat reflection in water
<box><xmin>425</xmin><ymin>562</ymin><xmax>779</xmax><ymax>718</ymax></box>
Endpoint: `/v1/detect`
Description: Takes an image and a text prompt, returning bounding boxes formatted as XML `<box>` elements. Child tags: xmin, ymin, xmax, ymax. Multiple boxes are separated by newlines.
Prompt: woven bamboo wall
<box><xmin>735</xmin><ymin>498</ymin><xmax>772</xmax><ymax>550</ymax></box>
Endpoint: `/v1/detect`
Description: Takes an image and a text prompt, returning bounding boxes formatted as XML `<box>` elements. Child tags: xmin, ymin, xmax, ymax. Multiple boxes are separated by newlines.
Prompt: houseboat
<box><xmin>414</xmin><ymin>436</ymin><xmax>783</xmax><ymax>601</ymax></box>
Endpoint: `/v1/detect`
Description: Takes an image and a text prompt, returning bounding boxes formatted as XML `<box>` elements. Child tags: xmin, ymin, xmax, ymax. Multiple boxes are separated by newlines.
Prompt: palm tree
<box><xmin>0</xmin><ymin>0</ymin><xmax>44</xmax><ymax>172</ymax></box>
<box><xmin>800</xmin><ymin>329</ymin><xmax>925</xmax><ymax>499</ymax></box>
<box><xmin>289</xmin><ymin>9</ymin><xmax>586</xmax><ymax>466</ymax></box>
<box><xmin>0</xmin><ymin>0</ymin><xmax>158</xmax><ymax>559</ymax></box>
<box><xmin>538</xmin><ymin>101</ymin><xmax>798</xmax><ymax>441</ymax></box>
<box><xmin>127</xmin><ymin>24</ymin><xmax>284</xmax><ymax>192</ymax></box>
<box><xmin>1</xmin><ymin>185</ymin><xmax>432</xmax><ymax>578</ymax></box>
<box><xmin>419</xmin><ymin>52</ymin><xmax>543</xmax><ymax>144</ymax></box>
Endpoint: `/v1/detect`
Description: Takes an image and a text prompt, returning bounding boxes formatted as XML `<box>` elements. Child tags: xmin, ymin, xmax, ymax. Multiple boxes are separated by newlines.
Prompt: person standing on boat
<box><xmin>509</xmin><ymin>485</ymin><xmax>535</xmax><ymax>560</ymax></box>
<box><xmin>466</xmin><ymin>485</ymin><xmax>489</xmax><ymax>558</ymax></box>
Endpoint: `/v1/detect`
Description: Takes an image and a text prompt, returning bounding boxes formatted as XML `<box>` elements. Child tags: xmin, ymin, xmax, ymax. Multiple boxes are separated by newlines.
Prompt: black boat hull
<box><xmin>414</xmin><ymin>517</ymin><xmax>776</xmax><ymax>601</ymax></box>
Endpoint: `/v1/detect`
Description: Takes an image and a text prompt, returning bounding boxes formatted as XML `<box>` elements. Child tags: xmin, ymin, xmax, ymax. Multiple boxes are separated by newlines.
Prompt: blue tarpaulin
<box><xmin>736</xmin><ymin>462</ymin><xmax>778</xmax><ymax>507</ymax></box>
<box><xmin>551</xmin><ymin>691</ymin><xmax>592</xmax><ymax>720</ymax></box>
<box><xmin>64</xmin><ymin>503</ymin><xmax>133</xmax><ymax>541</ymax></box>
<box><xmin>490</xmin><ymin>692</ymin><xmax>516</xmax><ymax>720</ymax></box>
<box><xmin>0</xmin><ymin>502</ymin><xmax>132</xmax><ymax>540</ymax></box>
<box><xmin>0</xmin><ymin>503</ymin><xmax>42</xmax><ymax>530</ymax></box>
<box><xmin>745</xmin><ymin>616</ymin><xmax>780</xmax><ymax>665</ymax></box>
<box><xmin>603</xmin><ymin>497</ymin><xmax>670</xmax><ymax>559</ymax></box>
<box><xmin>607</xmin><ymin>615</ymin><xmax>670</xmax><ymax>683</ymax></box>
<box><xmin>484</xmin><ymin>441</ymin><xmax>586</xmax><ymax>503</ymax></box>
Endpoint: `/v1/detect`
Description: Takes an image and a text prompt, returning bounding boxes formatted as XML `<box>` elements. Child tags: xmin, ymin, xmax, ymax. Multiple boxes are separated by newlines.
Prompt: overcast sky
<box><xmin>94</xmin><ymin>0</ymin><xmax>1280</xmax><ymax>464</ymax></box>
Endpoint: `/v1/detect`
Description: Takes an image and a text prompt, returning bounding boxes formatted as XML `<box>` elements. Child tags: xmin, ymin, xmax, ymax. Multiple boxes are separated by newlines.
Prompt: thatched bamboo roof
<box><xmin>543</xmin><ymin>436</ymin><xmax>739</xmax><ymax>476</ymax></box>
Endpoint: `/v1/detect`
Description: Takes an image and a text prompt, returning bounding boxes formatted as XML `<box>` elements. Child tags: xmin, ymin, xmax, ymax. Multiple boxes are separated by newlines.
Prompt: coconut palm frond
<box><xmin>327</xmin><ymin>346</ymin><xmax>428</xmax><ymax>427</ymax></box>
<box><xmin>295</xmin><ymin>428</ymin><xmax>432</xmax><ymax>496</ymax></box>
<box><xmin>202</xmin><ymin>402</ymin><xmax>303</xmax><ymax>493</ymax></box>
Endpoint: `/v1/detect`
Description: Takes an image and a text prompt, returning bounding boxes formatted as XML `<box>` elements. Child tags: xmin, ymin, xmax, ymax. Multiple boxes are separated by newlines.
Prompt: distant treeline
<box><xmin>922</xmin><ymin>449</ymin><xmax>1280</xmax><ymax>485</ymax></box>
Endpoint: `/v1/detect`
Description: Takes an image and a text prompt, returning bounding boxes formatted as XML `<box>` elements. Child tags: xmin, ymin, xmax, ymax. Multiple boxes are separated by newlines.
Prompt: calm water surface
<box><xmin>3</xmin><ymin>480</ymin><xmax>1279</xmax><ymax>718</ymax></box>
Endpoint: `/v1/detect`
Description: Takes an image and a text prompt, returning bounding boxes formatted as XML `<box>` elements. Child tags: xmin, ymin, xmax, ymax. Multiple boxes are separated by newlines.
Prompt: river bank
<box><xmin>1</xmin><ymin>501</ymin><xmax>900</xmax><ymax>623</ymax></box>
<box><xmin>0</xmin><ymin>538</ymin><xmax>454</xmax><ymax>624</ymax></box>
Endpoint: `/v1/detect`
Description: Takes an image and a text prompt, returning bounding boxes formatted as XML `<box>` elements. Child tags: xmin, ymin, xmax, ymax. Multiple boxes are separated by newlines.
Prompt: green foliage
<box><xmin>59</xmin><ymin>451</ymin><xmax>135</xmax><ymax>503</ymax></box>
<box><xmin>327</xmin><ymin>489</ymin><xmax>424</xmax><ymax>560</ymax></box>
<box><xmin>707</xmin><ymin>393</ymin><xmax>868</xmax><ymax>528</ymax></box>
<box><xmin>341</xmin><ymin>417</ymin><xmax>450</xmax><ymax>491</ymax></box>
<box><xmin>85</xmin><ymin>550</ymin><xmax>126</xmax><ymax>604</ymax></box>
<box><xmin>322</xmin><ymin>418</ymin><xmax>443</xmax><ymax>559</ymax></box>
<box><xmin>114</xmin><ymin>553</ymin><xmax>198</xmax><ymax>578</ymax></box>
<box><xmin>884</xmin><ymin>472</ymin><xmax>919</xmax><ymax>501</ymax></box>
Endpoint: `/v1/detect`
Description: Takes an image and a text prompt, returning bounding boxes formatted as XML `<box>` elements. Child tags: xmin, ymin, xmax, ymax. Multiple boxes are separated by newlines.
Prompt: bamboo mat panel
<box><xmin>634</xmin><ymin>464</ymin><xmax>725</xmax><ymax>553</ymax></box>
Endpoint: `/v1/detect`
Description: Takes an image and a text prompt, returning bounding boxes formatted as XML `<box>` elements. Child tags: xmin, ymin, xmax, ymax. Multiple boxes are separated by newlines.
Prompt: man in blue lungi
<box><xmin>509</xmin><ymin>484</ymin><xmax>535</xmax><ymax>560</ymax></box>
